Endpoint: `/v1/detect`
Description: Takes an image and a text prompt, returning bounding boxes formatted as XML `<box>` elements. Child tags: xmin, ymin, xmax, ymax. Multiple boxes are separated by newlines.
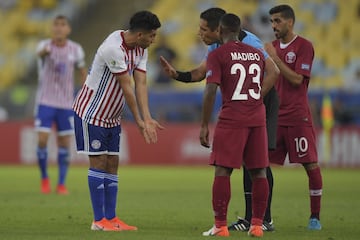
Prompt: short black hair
<box><xmin>269</xmin><ymin>4</ymin><xmax>295</xmax><ymax>23</ymax></box>
<box><xmin>54</xmin><ymin>15</ymin><xmax>70</xmax><ymax>23</ymax></box>
<box><xmin>200</xmin><ymin>7</ymin><xmax>226</xmax><ymax>31</ymax></box>
<box><xmin>129</xmin><ymin>10</ymin><xmax>161</xmax><ymax>31</ymax></box>
<box><xmin>220</xmin><ymin>13</ymin><xmax>241</xmax><ymax>33</ymax></box>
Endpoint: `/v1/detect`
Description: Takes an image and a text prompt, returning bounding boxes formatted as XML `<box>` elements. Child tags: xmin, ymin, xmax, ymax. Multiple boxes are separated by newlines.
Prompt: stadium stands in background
<box><xmin>0</xmin><ymin>0</ymin><xmax>359</xmax><ymax>124</ymax></box>
<box><xmin>0</xmin><ymin>0</ymin><xmax>93</xmax><ymax>90</ymax></box>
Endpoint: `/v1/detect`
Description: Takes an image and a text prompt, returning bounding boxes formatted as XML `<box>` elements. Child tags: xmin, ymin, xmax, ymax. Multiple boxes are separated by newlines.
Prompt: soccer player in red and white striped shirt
<box><xmin>35</xmin><ymin>15</ymin><xmax>87</xmax><ymax>195</ymax></box>
<box><xmin>73</xmin><ymin>11</ymin><xmax>163</xmax><ymax>231</ymax></box>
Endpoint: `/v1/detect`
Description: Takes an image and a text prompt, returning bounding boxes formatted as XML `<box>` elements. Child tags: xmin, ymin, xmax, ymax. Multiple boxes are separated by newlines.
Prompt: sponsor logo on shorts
<box><xmin>91</xmin><ymin>139</ymin><xmax>101</xmax><ymax>149</ymax></box>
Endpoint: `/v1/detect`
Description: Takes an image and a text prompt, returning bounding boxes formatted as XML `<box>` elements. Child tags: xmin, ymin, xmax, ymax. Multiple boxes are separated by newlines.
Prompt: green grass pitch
<box><xmin>0</xmin><ymin>165</ymin><xmax>359</xmax><ymax>239</ymax></box>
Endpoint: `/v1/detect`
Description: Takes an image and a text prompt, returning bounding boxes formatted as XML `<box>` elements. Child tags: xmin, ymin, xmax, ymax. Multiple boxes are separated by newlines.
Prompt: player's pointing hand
<box><xmin>159</xmin><ymin>56</ymin><xmax>178</xmax><ymax>79</ymax></box>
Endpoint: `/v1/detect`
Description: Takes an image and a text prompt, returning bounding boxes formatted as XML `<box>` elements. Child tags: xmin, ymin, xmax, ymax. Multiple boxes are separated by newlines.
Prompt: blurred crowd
<box><xmin>0</xmin><ymin>0</ymin><xmax>359</xmax><ymax>126</ymax></box>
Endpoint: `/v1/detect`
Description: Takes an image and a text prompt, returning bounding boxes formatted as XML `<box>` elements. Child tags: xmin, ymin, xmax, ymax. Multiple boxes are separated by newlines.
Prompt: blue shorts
<box><xmin>35</xmin><ymin>104</ymin><xmax>74</xmax><ymax>135</ymax></box>
<box><xmin>74</xmin><ymin>113</ymin><xmax>121</xmax><ymax>155</ymax></box>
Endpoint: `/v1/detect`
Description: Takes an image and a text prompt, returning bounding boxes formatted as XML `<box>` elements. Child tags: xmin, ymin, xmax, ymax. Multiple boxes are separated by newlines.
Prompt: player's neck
<box><xmin>222</xmin><ymin>35</ymin><xmax>238</xmax><ymax>44</ymax></box>
<box><xmin>53</xmin><ymin>38</ymin><xmax>67</xmax><ymax>47</ymax></box>
<box><xmin>123</xmin><ymin>30</ymin><xmax>136</xmax><ymax>49</ymax></box>
<box><xmin>281</xmin><ymin>32</ymin><xmax>296</xmax><ymax>44</ymax></box>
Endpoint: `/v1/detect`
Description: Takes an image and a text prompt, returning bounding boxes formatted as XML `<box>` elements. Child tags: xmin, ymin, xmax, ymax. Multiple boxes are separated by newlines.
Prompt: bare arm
<box><xmin>261</xmin><ymin>57</ymin><xmax>280</xmax><ymax>97</ymax></box>
<box><xmin>116</xmin><ymin>73</ymin><xmax>142</xmax><ymax>124</ymax></box>
<box><xmin>116</xmin><ymin>73</ymin><xmax>150</xmax><ymax>143</ymax></box>
<box><xmin>133</xmin><ymin>70</ymin><xmax>151</xmax><ymax>120</ymax></box>
<box><xmin>265</xmin><ymin>42</ymin><xmax>303</xmax><ymax>86</ymax></box>
<box><xmin>133</xmin><ymin>70</ymin><xmax>164</xmax><ymax>142</ymax></box>
<box><xmin>200</xmin><ymin>83</ymin><xmax>217</xmax><ymax>148</ymax></box>
<box><xmin>159</xmin><ymin>56</ymin><xmax>207</xmax><ymax>82</ymax></box>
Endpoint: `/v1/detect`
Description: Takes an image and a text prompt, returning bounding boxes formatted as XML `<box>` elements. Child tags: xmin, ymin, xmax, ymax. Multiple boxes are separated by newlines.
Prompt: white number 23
<box><xmin>231</xmin><ymin>63</ymin><xmax>261</xmax><ymax>100</ymax></box>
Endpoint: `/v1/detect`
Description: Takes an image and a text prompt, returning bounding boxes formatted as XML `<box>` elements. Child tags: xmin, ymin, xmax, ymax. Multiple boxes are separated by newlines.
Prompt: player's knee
<box><xmin>303</xmin><ymin>162</ymin><xmax>319</xmax><ymax>171</ymax></box>
<box><xmin>215</xmin><ymin>166</ymin><xmax>232</xmax><ymax>176</ymax></box>
<box><xmin>249</xmin><ymin>168</ymin><xmax>267</xmax><ymax>179</ymax></box>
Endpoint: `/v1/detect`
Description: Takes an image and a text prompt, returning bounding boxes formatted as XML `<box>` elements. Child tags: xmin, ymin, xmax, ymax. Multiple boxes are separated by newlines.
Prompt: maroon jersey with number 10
<box><xmin>206</xmin><ymin>40</ymin><xmax>266</xmax><ymax>128</ymax></box>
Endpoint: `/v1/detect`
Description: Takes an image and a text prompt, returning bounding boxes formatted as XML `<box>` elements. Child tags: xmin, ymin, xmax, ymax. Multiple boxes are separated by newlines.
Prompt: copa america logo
<box><xmin>91</xmin><ymin>140</ymin><xmax>101</xmax><ymax>150</ymax></box>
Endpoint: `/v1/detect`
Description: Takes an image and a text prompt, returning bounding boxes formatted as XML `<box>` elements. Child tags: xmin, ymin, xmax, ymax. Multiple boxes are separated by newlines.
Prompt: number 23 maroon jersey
<box><xmin>206</xmin><ymin>40</ymin><xmax>266</xmax><ymax>128</ymax></box>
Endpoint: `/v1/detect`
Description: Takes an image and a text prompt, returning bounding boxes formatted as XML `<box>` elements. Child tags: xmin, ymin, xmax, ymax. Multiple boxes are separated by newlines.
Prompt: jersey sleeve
<box><xmin>36</xmin><ymin>39</ymin><xmax>50</xmax><ymax>55</ymax></box>
<box><xmin>206</xmin><ymin>51</ymin><xmax>221</xmax><ymax>85</ymax></box>
<box><xmin>295</xmin><ymin>41</ymin><xmax>314</xmax><ymax>78</ymax></box>
<box><xmin>204</xmin><ymin>43</ymin><xmax>219</xmax><ymax>59</ymax></box>
<box><xmin>100</xmin><ymin>44</ymin><xmax>128</xmax><ymax>74</ymax></box>
<box><xmin>242</xmin><ymin>32</ymin><xmax>269</xmax><ymax>59</ymax></box>
<box><xmin>135</xmin><ymin>49</ymin><xmax>147</xmax><ymax>73</ymax></box>
<box><xmin>75</xmin><ymin>44</ymin><xmax>86</xmax><ymax>68</ymax></box>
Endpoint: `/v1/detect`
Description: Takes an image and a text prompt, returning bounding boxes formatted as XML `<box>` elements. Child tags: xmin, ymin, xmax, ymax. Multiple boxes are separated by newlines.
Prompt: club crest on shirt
<box><xmin>285</xmin><ymin>51</ymin><xmax>296</xmax><ymax>63</ymax></box>
<box><xmin>91</xmin><ymin>140</ymin><xmax>101</xmax><ymax>150</ymax></box>
<box><xmin>206</xmin><ymin>70</ymin><xmax>212</xmax><ymax>78</ymax></box>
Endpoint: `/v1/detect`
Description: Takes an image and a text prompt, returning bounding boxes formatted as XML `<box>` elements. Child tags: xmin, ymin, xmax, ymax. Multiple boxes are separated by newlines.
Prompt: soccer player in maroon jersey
<box><xmin>264</xmin><ymin>4</ymin><xmax>323</xmax><ymax>230</ymax></box>
<box><xmin>201</xmin><ymin>13</ymin><xmax>270</xmax><ymax>238</ymax></box>
<box><xmin>160</xmin><ymin>8</ymin><xmax>279</xmax><ymax>232</ymax></box>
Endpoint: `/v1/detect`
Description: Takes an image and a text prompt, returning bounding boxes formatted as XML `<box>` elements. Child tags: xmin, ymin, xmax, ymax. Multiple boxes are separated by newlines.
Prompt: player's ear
<box><xmin>136</xmin><ymin>31</ymin><xmax>143</xmax><ymax>40</ymax></box>
<box><xmin>287</xmin><ymin>18</ymin><xmax>294</xmax><ymax>28</ymax></box>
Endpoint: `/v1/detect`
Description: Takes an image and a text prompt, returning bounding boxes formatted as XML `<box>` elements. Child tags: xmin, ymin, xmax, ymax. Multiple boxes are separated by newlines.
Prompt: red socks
<box><xmin>306</xmin><ymin>167</ymin><xmax>323</xmax><ymax>219</ymax></box>
<box><xmin>251</xmin><ymin>177</ymin><xmax>269</xmax><ymax>226</ymax></box>
<box><xmin>212</xmin><ymin>176</ymin><xmax>231</xmax><ymax>228</ymax></box>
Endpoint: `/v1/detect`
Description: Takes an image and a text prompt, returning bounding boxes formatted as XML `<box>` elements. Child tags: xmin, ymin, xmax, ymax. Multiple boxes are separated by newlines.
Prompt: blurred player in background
<box><xmin>264</xmin><ymin>4</ymin><xmax>323</xmax><ymax>230</ymax></box>
<box><xmin>35</xmin><ymin>15</ymin><xmax>87</xmax><ymax>195</ymax></box>
<box><xmin>160</xmin><ymin>7</ymin><xmax>279</xmax><ymax>232</ymax></box>
<box><xmin>200</xmin><ymin>13</ymin><xmax>269</xmax><ymax>237</ymax></box>
<box><xmin>73</xmin><ymin>11</ymin><xmax>163</xmax><ymax>231</ymax></box>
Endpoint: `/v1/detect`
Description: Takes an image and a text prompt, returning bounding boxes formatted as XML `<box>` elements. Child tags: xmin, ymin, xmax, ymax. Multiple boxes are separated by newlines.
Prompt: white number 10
<box><xmin>231</xmin><ymin>63</ymin><xmax>261</xmax><ymax>101</ymax></box>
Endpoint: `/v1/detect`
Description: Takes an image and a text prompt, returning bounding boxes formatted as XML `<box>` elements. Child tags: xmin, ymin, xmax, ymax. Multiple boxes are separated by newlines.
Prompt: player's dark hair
<box><xmin>200</xmin><ymin>7</ymin><xmax>226</xmax><ymax>31</ymax></box>
<box><xmin>220</xmin><ymin>13</ymin><xmax>241</xmax><ymax>33</ymax></box>
<box><xmin>269</xmin><ymin>4</ymin><xmax>295</xmax><ymax>23</ymax></box>
<box><xmin>129</xmin><ymin>10</ymin><xmax>161</xmax><ymax>32</ymax></box>
<box><xmin>54</xmin><ymin>15</ymin><xmax>70</xmax><ymax>23</ymax></box>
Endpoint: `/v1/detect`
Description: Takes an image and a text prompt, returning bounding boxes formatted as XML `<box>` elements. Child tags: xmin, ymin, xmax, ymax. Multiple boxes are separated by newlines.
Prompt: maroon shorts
<box><xmin>269</xmin><ymin>125</ymin><xmax>318</xmax><ymax>165</ymax></box>
<box><xmin>210</xmin><ymin>126</ymin><xmax>269</xmax><ymax>169</ymax></box>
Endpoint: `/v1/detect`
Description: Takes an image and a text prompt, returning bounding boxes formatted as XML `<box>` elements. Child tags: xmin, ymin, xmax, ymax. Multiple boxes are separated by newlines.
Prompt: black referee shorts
<box><xmin>263</xmin><ymin>87</ymin><xmax>279</xmax><ymax>150</ymax></box>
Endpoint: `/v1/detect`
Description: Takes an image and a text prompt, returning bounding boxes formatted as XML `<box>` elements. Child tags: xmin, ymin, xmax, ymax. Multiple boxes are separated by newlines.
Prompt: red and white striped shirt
<box><xmin>73</xmin><ymin>30</ymin><xmax>147</xmax><ymax>128</ymax></box>
<box><xmin>36</xmin><ymin>39</ymin><xmax>85</xmax><ymax>109</ymax></box>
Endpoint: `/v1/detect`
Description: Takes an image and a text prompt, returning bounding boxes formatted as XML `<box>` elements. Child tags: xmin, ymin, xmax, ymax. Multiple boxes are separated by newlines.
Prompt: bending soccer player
<box><xmin>200</xmin><ymin>13</ymin><xmax>270</xmax><ymax>237</ymax></box>
<box><xmin>160</xmin><ymin>7</ymin><xmax>279</xmax><ymax>231</ymax></box>
<box><xmin>264</xmin><ymin>4</ymin><xmax>323</xmax><ymax>230</ymax></box>
<box><xmin>73</xmin><ymin>11</ymin><xmax>163</xmax><ymax>231</ymax></box>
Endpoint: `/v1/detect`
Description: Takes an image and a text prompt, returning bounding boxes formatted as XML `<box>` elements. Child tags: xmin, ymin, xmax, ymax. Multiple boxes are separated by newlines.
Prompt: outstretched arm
<box><xmin>159</xmin><ymin>56</ymin><xmax>207</xmax><ymax>83</ymax></box>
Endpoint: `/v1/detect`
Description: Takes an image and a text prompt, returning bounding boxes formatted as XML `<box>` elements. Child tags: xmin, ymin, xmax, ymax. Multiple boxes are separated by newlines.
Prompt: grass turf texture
<box><xmin>0</xmin><ymin>165</ymin><xmax>359</xmax><ymax>240</ymax></box>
